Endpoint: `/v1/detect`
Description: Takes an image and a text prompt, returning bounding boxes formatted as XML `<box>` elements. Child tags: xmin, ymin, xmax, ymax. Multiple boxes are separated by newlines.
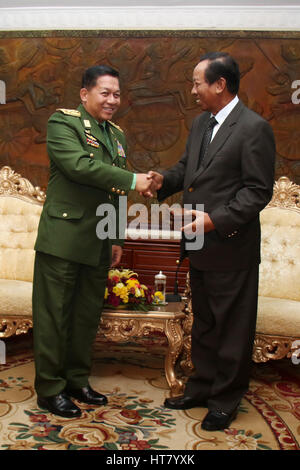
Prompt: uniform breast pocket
<box><xmin>47</xmin><ymin>203</ymin><xmax>84</xmax><ymax>220</ymax></box>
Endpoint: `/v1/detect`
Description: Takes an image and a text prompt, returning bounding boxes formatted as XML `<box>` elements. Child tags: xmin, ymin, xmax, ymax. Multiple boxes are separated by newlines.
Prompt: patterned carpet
<box><xmin>0</xmin><ymin>333</ymin><xmax>299</xmax><ymax>451</ymax></box>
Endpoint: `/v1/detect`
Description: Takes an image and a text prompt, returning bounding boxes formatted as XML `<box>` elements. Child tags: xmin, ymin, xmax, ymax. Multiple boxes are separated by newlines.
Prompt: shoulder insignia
<box><xmin>56</xmin><ymin>108</ymin><xmax>81</xmax><ymax>117</ymax></box>
<box><xmin>108</xmin><ymin>120</ymin><xmax>124</xmax><ymax>133</ymax></box>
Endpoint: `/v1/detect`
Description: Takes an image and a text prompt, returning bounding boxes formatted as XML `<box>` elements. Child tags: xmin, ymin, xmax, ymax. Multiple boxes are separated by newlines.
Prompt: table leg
<box><xmin>164</xmin><ymin>319</ymin><xmax>185</xmax><ymax>397</ymax></box>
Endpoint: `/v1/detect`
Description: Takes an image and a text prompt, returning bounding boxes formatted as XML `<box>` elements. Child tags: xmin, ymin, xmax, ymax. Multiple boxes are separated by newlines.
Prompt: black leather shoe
<box><xmin>201</xmin><ymin>408</ymin><xmax>238</xmax><ymax>431</ymax></box>
<box><xmin>164</xmin><ymin>395</ymin><xmax>206</xmax><ymax>410</ymax></box>
<box><xmin>37</xmin><ymin>393</ymin><xmax>81</xmax><ymax>418</ymax></box>
<box><xmin>66</xmin><ymin>385</ymin><xmax>108</xmax><ymax>406</ymax></box>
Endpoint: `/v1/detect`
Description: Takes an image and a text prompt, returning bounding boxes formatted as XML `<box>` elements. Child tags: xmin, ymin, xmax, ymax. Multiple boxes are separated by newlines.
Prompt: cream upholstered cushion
<box><xmin>0</xmin><ymin>197</ymin><xmax>42</xmax><ymax>282</ymax></box>
<box><xmin>259</xmin><ymin>207</ymin><xmax>300</xmax><ymax>301</ymax></box>
<box><xmin>0</xmin><ymin>279</ymin><xmax>33</xmax><ymax>316</ymax></box>
<box><xmin>256</xmin><ymin>296</ymin><xmax>300</xmax><ymax>336</ymax></box>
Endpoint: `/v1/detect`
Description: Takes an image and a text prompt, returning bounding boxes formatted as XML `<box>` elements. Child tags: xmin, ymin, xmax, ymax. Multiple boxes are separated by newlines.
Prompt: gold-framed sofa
<box><xmin>1</xmin><ymin>165</ymin><xmax>300</xmax><ymax>367</ymax></box>
<box><xmin>0</xmin><ymin>166</ymin><xmax>45</xmax><ymax>337</ymax></box>
<box><xmin>254</xmin><ymin>176</ymin><xmax>300</xmax><ymax>363</ymax></box>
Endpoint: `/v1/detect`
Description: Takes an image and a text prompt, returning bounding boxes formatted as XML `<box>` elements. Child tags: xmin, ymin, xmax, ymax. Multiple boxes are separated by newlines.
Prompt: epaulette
<box><xmin>56</xmin><ymin>108</ymin><xmax>81</xmax><ymax>117</ymax></box>
<box><xmin>108</xmin><ymin>120</ymin><xmax>124</xmax><ymax>133</ymax></box>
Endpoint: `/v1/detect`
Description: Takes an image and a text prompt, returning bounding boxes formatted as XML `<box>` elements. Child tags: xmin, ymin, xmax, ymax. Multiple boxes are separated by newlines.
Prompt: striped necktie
<box><xmin>197</xmin><ymin>116</ymin><xmax>218</xmax><ymax>169</ymax></box>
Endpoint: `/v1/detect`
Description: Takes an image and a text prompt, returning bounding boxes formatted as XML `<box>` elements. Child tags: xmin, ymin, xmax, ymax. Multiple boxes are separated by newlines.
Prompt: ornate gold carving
<box><xmin>0</xmin><ymin>318</ymin><xmax>33</xmax><ymax>338</ymax></box>
<box><xmin>99</xmin><ymin>318</ymin><xmax>140</xmax><ymax>342</ymax></box>
<box><xmin>253</xmin><ymin>335</ymin><xmax>299</xmax><ymax>363</ymax></box>
<box><xmin>268</xmin><ymin>176</ymin><xmax>300</xmax><ymax>209</ymax></box>
<box><xmin>0</xmin><ymin>166</ymin><xmax>45</xmax><ymax>204</ymax></box>
<box><xmin>1</xmin><ymin>33</ymin><xmax>300</xmax><ymax>195</ymax></box>
<box><xmin>2</xmin><ymin>31</ymin><xmax>300</xmax><ymax>39</ymax></box>
<box><xmin>180</xmin><ymin>272</ymin><xmax>194</xmax><ymax>375</ymax></box>
<box><xmin>164</xmin><ymin>319</ymin><xmax>184</xmax><ymax>396</ymax></box>
<box><xmin>99</xmin><ymin>309</ymin><xmax>185</xmax><ymax>396</ymax></box>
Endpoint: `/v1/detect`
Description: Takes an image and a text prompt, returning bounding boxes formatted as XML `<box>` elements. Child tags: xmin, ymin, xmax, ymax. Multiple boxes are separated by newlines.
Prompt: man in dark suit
<box><xmin>147</xmin><ymin>52</ymin><xmax>275</xmax><ymax>430</ymax></box>
<box><xmin>33</xmin><ymin>65</ymin><xmax>153</xmax><ymax>418</ymax></box>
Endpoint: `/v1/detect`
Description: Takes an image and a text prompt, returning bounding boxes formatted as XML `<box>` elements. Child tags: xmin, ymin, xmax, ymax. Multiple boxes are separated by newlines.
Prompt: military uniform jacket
<box><xmin>34</xmin><ymin>104</ymin><xmax>133</xmax><ymax>267</ymax></box>
<box><xmin>158</xmin><ymin>100</ymin><xmax>276</xmax><ymax>271</ymax></box>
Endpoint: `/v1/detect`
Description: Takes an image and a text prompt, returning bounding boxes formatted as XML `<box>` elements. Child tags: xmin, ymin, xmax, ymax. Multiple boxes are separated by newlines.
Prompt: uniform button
<box><xmin>121</xmin><ymin>190</ymin><xmax>125</xmax><ymax>195</ymax></box>
<box><xmin>188</xmin><ymin>187</ymin><xmax>194</xmax><ymax>192</ymax></box>
<box><xmin>112</xmin><ymin>187</ymin><xmax>116</xmax><ymax>192</ymax></box>
<box><xmin>90</xmin><ymin>153</ymin><xmax>94</xmax><ymax>158</ymax></box>
<box><xmin>116</xmin><ymin>189</ymin><xmax>120</xmax><ymax>194</ymax></box>
<box><xmin>112</xmin><ymin>163</ymin><xmax>116</xmax><ymax>166</ymax></box>
<box><xmin>63</xmin><ymin>213</ymin><xmax>68</xmax><ymax>217</ymax></box>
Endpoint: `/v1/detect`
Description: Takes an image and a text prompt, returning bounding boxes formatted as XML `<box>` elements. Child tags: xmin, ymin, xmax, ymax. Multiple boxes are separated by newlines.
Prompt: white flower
<box><xmin>226</xmin><ymin>434</ymin><xmax>258</xmax><ymax>450</ymax></box>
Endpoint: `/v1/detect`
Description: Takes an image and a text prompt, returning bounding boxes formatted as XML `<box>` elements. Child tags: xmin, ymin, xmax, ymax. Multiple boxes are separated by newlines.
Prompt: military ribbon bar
<box><xmin>117</xmin><ymin>140</ymin><xmax>126</xmax><ymax>158</ymax></box>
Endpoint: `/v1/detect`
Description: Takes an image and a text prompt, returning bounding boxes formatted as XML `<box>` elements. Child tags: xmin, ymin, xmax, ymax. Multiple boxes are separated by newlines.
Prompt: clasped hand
<box><xmin>135</xmin><ymin>171</ymin><xmax>164</xmax><ymax>198</ymax></box>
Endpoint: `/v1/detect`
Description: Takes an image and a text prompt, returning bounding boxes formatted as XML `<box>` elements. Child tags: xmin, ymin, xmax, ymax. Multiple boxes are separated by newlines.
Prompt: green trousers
<box><xmin>32</xmin><ymin>249</ymin><xmax>110</xmax><ymax>397</ymax></box>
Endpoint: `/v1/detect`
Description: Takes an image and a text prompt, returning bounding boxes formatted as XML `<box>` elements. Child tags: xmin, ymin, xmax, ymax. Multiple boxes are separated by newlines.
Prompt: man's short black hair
<box><xmin>199</xmin><ymin>52</ymin><xmax>240</xmax><ymax>95</ymax></box>
<box><xmin>81</xmin><ymin>65</ymin><xmax>119</xmax><ymax>89</ymax></box>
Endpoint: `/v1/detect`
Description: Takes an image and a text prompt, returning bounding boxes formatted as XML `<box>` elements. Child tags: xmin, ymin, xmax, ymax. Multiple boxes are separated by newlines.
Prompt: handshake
<box><xmin>135</xmin><ymin>171</ymin><xmax>164</xmax><ymax>198</ymax></box>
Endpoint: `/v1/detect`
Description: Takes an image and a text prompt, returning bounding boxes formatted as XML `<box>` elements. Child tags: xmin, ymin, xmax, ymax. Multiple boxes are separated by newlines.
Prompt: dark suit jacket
<box><xmin>158</xmin><ymin>100</ymin><xmax>276</xmax><ymax>271</ymax></box>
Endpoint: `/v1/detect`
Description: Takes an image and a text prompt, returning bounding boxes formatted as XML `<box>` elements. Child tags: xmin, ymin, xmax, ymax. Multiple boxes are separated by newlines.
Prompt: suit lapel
<box><xmin>188</xmin><ymin>101</ymin><xmax>244</xmax><ymax>187</ymax></box>
<box><xmin>187</xmin><ymin>113</ymin><xmax>211</xmax><ymax>183</ymax></box>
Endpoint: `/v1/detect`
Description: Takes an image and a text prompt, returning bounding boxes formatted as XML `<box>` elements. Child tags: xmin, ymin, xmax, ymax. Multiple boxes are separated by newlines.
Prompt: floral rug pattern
<box><xmin>0</xmin><ymin>338</ymin><xmax>299</xmax><ymax>451</ymax></box>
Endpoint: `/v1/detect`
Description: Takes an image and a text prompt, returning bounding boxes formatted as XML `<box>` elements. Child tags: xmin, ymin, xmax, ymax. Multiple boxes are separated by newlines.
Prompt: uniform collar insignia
<box><xmin>83</xmin><ymin>119</ymin><xmax>91</xmax><ymax>129</ymax></box>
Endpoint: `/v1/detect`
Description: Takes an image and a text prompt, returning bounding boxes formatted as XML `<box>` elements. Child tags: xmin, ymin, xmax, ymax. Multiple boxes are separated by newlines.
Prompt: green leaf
<box><xmin>105</xmin><ymin>442</ymin><xmax>119</xmax><ymax>450</ymax></box>
<box><xmin>147</xmin><ymin>439</ymin><xmax>159</xmax><ymax>445</ymax></box>
<box><xmin>258</xmin><ymin>444</ymin><xmax>272</xmax><ymax>450</ymax></box>
<box><xmin>47</xmin><ymin>430</ymin><xmax>66</xmax><ymax>443</ymax></box>
<box><xmin>69</xmin><ymin>444</ymin><xmax>82</xmax><ymax>450</ymax></box>
<box><xmin>16</xmin><ymin>433</ymin><xmax>33</xmax><ymax>440</ymax></box>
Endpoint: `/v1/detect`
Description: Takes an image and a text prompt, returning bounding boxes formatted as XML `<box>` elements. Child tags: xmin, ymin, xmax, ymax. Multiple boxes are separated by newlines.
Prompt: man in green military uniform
<box><xmin>33</xmin><ymin>65</ymin><xmax>153</xmax><ymax>418</ymax></box>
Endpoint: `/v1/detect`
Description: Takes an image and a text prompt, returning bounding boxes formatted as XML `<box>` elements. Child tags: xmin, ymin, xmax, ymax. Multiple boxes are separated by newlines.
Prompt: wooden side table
<box><xmin>99</xmin><ymin>302</ymin><xmax>186</xmax><ymax>397</ymax></box>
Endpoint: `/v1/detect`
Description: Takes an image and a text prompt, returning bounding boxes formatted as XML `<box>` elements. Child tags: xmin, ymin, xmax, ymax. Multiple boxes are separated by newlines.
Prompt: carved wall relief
<box><xmin>0</xmin><ymin>33</ymin><xmax>300</xmax><ymax>195</ymax></box>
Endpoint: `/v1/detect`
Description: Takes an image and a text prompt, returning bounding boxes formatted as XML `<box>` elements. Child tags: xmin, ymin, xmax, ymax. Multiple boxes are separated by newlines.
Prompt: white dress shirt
<box><xmin>211</xmin><ymin>95</ymin><xmax>239</xmax><ymax>141</ymax></box>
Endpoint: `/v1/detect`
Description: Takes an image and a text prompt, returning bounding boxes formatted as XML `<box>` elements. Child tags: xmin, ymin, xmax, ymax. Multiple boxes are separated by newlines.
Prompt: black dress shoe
<box><xmin>66</xmin><ymin>385</ymin><xmax>108</xmax><ymax>406</ymax></box>
<box><xmin>37</xmin><ymin>393</ymin><xmax>81</xmax><ymax>418</ymax></box>
<box><xmin>164</xmin><ymin>395</ymin><xmax>206</xmax><ymax>410</ymax></box>
<box><xmin>201</xmin><ymin>408</ymin><xmax>238</xmax><ymax>431</ymax></box>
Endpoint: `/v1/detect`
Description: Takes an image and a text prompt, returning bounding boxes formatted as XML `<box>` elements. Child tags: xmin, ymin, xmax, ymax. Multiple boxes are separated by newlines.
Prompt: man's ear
<box><xmin>80</xmin><ymin>88</ymin><xmax>88</xmax><ymax>103</ymax></box>
<box><xmin>215</xmin><ymin>77</ymin><xmax>226</xmax><ymax>95</ymax></box>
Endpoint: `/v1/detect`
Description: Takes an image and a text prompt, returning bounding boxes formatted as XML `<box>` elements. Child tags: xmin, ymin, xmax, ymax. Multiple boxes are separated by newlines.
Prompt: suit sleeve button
<box><xmin>188</xmin><ymin>187</ymin><xmax>194</xmax><ymax>192</ymax></box>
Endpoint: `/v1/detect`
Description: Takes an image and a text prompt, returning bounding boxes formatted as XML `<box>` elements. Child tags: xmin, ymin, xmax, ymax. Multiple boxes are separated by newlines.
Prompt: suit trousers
<box><xmin>32</xmin><ymin>247</ymin><xmax>110</xmax><ymax>397</ymax></box>
<box><xmin>185</xmin><ymin>263</ymin><xmax>259</xmax><ymax>414</ymax></box>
